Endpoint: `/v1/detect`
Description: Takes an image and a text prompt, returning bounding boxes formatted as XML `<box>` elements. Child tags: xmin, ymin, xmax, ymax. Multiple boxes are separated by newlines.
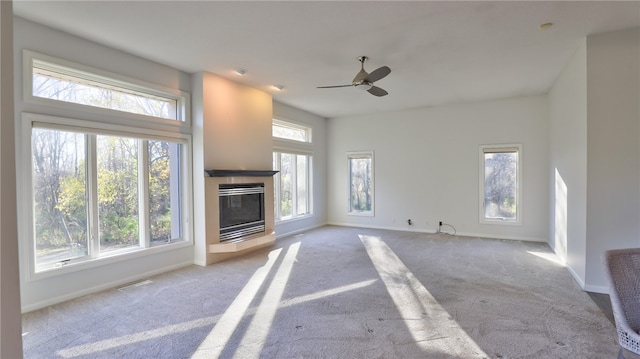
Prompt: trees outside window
<box><xmin>273</xmin><ymin>152</ymin><xmax>311</xmax><ymax>221</ymax></box>
<box><xmin>348</xmin><ymin>152</ymin><xmax>374</xmax><ymax>215</ymax></box>
<box><xmin>23</xmin><ymin>51</ymin><xmax>190</xmax><ymax>274</ymax></box>
<box><xmin>480</xmin><ymin>145</ymin><xmax>521</xmax><ymax>224</ymax></box>
<box><xmin>32</xmin><ymin>128</ymin><xmax>88</xmax><ymax>266</ymax></box>
<box><xmin>31</xmin><ymin>126</ymin><xmax>185</xmax><ymax>271</ymax></box>
<box><xmin>272</xmin><ymin>119</ymin><xmax>312</xmax><ymax>222</ymax></box>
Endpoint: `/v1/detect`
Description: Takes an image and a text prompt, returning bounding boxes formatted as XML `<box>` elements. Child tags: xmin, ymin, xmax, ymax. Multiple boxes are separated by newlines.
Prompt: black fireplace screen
<box><xmin>219</xmin><ymin>183</ymin><xmax>265</xmax><ymax>241</ymax></box>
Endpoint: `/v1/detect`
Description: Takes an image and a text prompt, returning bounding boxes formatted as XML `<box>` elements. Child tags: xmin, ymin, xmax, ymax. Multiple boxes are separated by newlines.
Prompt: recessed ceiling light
<box><xmin>539</xmin><ymin>22</ymin><xmax>553</xmax><ymax>30</ymax></box>
<box><xmin>234</xmin><ymin>68</ymin><xmax>247</xmax><ymax>76</ymax></box>
<box><xmin>273</xmin><ymin>85</ymin><xmax>284</xmax><ymax>91</ymax></box>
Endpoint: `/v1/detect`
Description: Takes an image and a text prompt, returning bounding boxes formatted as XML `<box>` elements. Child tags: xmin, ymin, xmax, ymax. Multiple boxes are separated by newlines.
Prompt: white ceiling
<box><xmin>13</xmin><ymin>1</ymin><xmax>640</xmax><ymax>119</ymax></box>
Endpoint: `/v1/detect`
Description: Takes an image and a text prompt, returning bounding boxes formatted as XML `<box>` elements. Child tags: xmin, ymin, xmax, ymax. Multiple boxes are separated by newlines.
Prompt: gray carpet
<box><xmin>22</xmin><ymin>226</ymin><xmax>618</xmax><ymax>358</ymax></box>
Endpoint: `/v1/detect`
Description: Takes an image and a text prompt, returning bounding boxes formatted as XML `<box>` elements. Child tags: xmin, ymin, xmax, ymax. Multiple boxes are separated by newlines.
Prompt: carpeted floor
<box><xmin>22</xmin><ymin>226</ymin><xmax>618</xmax><ymax>358</ymax></box>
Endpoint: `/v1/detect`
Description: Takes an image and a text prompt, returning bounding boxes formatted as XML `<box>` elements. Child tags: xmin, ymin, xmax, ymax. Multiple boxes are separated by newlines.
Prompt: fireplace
<box><xmin>202</xmin><ymin>169</ymin><xmax>277</xmax><ymax>264</ymax></box>
<box><xmin>218</xmin><ymin>183</ymin><xmax>265</xmax><ymax>242</ymax></box>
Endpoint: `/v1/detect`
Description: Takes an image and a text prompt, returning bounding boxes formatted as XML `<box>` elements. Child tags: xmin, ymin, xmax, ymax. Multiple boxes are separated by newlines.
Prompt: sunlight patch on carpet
<box><xmin>233</xmin><ymin>241</ymin><xmax>301</xmax><ymax>358</ymax></box>
<box><xmin>527</xmin><ymin>251</ymin><xmax>565</xmax><ymax>267</ymax></box>
<box><xmin>360</xmin><ymin>234</ymin><xmax>488</xmax><ymax>358</ymax></box>
<box><xmin>57</xmin><ymin>316</ymin><xmax>219</xmax><ymax>358</ymax></box>
<box><xmin>280</xmin><ymin>279</ymin><xmax>378</xmax><ymax>308</ymax></box>
<box><xmin>55</xmin><ymin>243</ymin><xmax>379</xmax><ymax>358</ymax></box>
<box><xmin>190</xmin><ymin>246</ymin><xmax>284</xmax><ymax>358</ymax></box>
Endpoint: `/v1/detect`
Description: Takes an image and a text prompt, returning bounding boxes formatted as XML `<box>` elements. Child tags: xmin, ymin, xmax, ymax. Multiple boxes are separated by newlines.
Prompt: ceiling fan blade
<box><xmin>317</xmin><ymin>84</ymin><xmax>353</xmax><ymax>88</ymax></box>
<box><xmin>368</xmin><ymin>86</ymin><xmax>388</xmax><ymax>97</ymax></box>
<box><xmin>364</xmin><ymin>66</ymin><xmax>391</xmax><ymax>83</ymax></box>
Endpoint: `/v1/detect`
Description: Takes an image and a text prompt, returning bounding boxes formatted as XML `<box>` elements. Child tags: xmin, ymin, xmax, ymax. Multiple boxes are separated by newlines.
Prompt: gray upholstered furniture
<box><xmin>605</xmin><ymin>248</ymin><xmax>640</xmax><ymax>359</ymax></box>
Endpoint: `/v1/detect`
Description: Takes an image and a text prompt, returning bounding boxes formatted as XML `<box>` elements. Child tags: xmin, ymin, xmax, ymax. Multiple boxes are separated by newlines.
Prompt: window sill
<box><xmin>28</xmin><ymin>239</ymin><xmax>192</xmax><ymax>282</ymax></box>
<box><xmin>275</xmin><ymin>213</ymin><xmax>314</xmax><ymax>225</ymax></box>
<box><xmin>347</xmin><ymin>211</ymin><xmax>374</xmax><ymax>217</ymax></box>
<box><xmin>480</xmin><ymin>219</ymin><xmax>522</xmax><ymax>226</ymax></box>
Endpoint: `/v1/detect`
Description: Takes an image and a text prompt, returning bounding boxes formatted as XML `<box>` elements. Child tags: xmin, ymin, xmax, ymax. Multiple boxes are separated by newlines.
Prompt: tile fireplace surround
<box><xmin>203</xmin><ymin>170</ymin><xmax>278</xmax><ymax>264</ymax></box>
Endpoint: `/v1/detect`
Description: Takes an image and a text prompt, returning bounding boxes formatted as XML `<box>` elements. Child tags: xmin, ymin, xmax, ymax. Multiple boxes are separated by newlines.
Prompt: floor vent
<box><xmin>118</xmin><ymin>279</ymin><xmax>152</xmax><ymax>291</ymax></box>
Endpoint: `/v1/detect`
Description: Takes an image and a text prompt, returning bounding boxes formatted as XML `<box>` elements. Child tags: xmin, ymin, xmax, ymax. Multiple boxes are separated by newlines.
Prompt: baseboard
<box><xmin>276</xmin><ymin>222</ymin><xmax>328</xmax><ymax>239</ymax></box>
<box><xmin>328</xmin><ymin>222</ymin><xmax>438</xmax><ymax>234</ymax></box>
<box><xmin>565</xmin><ymin>265</ymin><xmax>586</xmax><ymax>289</ymax></box>
<box><xmin>21</xmin><ymin>260</ymin><xmax>194</xmax><ymax>313</ymax></box>
<box><xmin>455</xmin><ymin>231</ymin><xmax>546</xmax><ymax>243</ymax></box>
<box><xmin>584</xmin><ymin>284</ymin><xmax>609</xmax><ymax>294</ymax></box>
<box><xmin>326</xmin><ymin>222</ymin><xmax>545</xmax><ymax>242</ymax></box>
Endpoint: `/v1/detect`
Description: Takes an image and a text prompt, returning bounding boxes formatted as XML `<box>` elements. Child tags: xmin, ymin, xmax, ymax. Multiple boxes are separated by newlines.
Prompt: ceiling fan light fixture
<box><xmin>356</xmin><ymin>81</ymin><xmax>373</xmax><ymax>91</ymax></box>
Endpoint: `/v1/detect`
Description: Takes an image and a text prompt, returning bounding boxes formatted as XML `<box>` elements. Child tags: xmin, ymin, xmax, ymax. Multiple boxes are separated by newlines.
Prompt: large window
<box><xmin>22</xmin><ymin>51</ymin><xmax>191</xmax><ymax>275</ymax></box>
<box><xmin>348</xmin><ymin>151</ymin><xmax>374</xmax><ymax>215</ymax></box>
<box><xmin>480</xmin><ymin>144</ymin><xmax>521</xmax><ymax>224</ymax></box>
<box><xmin>272</xmin><ymin>119</ymin><xmax>312</xmax><ymax>222</ymax></box>
<box><xmin>24</xmin><ymin>50</ymin><xmax>188</xmax><ymax>124</ymax></box>
<box><xmin>31</xmin><ymin>126</ymin><xmax>186</xmax><ymax>271</ymax></box>
<box><xmin>273</xmin><ymin>152</ymin><xmax>311</xmax><ymax>220</ymax></box>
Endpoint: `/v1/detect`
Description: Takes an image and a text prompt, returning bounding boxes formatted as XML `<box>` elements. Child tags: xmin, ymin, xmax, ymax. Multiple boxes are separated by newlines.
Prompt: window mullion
<box><xmin>275</xmin><ymin>153</ymin><xmax>282</xmax><ymax>220</ymax></box>
<box><xmin>139</xmin><ymin>140</ymin><xmax>150</xmax><ymax>248</ymax></box>
<box><xmin>87</xmin><ymin>134</ymin><xmax>100</xmax><ymax>257</ymax></box>
<box><xmin>291</xmin><ymin>155</ymin><xmax>298</xmax><ymax>216</ymax></box>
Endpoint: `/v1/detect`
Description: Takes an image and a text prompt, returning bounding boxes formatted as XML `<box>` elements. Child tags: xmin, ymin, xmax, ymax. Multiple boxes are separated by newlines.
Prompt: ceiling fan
<box><xmin>317</xmin><ymin>56</ymin><xmax>391</xmax><ymax>97</ymax></box>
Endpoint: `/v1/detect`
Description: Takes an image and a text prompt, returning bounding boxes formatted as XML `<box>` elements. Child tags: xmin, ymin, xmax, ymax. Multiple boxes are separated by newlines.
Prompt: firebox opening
<box><xmin>219</xmin><ymin>183</ymin><xmax>265</xmax><ymax>242</ymax></box>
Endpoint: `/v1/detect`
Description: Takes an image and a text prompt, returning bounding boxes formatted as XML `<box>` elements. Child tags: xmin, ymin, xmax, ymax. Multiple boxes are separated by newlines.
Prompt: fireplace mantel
<box><xmin>205</xmin><ymin>169</ymin><xmax>279</xmax><ymax>177</ymax></box>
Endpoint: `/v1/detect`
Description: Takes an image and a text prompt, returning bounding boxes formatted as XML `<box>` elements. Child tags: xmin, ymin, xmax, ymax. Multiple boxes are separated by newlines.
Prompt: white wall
<box><xmin>548</xmin><ymin>40</ymin><xmax>587</xmax><ymax>285</ymax></box>
<box><xmin>200</xmin><ymin>73</ymin><xmax>273</xmax><ymax>171</ymax></box>
<box><xmin>327</xmin><ymin>95</ymin><xmax>549</xmax><ymax>241</ymax></box>
<box><xmin>273</xmin><ymin>101</ymin><xmax>328</xmax><ymax>237</ymax></box>
<box><xmin>192</xmin><ymin>72</ymin><xmax>274</xmax><ymax>265</ymax></box>
<box><xmin>1</xmin><ymin>1</ymin><xmax>24</xmax><ymax>356</ymax></box>
<box><xmin>14</xmin><ymin>18</ymin><xmax>195</xmax><ymax>311</ymax></box>
<box><xmin>585</xmin><ymin>27</ymin><xmax>640</xmax><ymax>292</ymax></box>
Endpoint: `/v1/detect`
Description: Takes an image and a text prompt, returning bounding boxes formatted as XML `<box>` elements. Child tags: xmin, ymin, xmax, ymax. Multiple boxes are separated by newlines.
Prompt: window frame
<box><xmin>272</xmin><ymin>150</ymin><xmax>313</xmax><ymax>222</ymax></box>
<box><xmin>347</xmin><ymin>151</ymin><xmax>375</xmax><ymax>216</ymax></box>
<box><xmin>272</xmin><ymin>118</ymin><xmax>313</xmax><ymax>223</ymax></box>
<box><xmin>272</xmin><ymin>118</ymin><xmax>312</xmax><ymax>144</ymax></box>
<box><xmin>20</xmin><ymin>51</ymin><xmax>192</xmax><ymax>281</ymax></box>
<box><xmin>21</xmin><ymin>113</ymin><xmax>193</xmax><ymax>280</ymax></box>
<box><xmin>23</xmin><ymin>50</ymin><xmax>191</xmax><ymax>131</ymax></box>
<box><xmin>479</xmin><ymin>144</ymin><xmax>522</xmax><ymax>225</ymax></box>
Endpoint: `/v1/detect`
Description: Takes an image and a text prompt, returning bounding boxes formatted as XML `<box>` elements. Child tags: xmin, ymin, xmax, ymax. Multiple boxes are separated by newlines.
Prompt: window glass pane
<box><xmin>33</xmin><ymin>61</ymin><xmax>178</xmax><ymax>120</ymax></box>
<box><xmin>272</xmin><ymin>121</ymin><xmax>309</xmax><ymax>142</ymax></box>
<box><xmin>149</xmin><ymin>141</ymin><xmax>181</xmax><ymax>244</ymax></box>
<box><xmin>279</xmin><ymin>153</ymin><xmax>293</xmax><ymax>218</ymax></box>
<box><xmin>273</xmin><ymin>151</ymin><xmax>312</xmax><ymax>221</ymax></box>
<box><xmin>296</xmin><ymin>155</ymin><xmax>308</xmax><ymax>215</ymax></box>
<box><xmin>349</xmin><ymin>156</ymin><xmax>372</xmax><ymax>212</ymax></box>
<box><xmin>483</xmin><ymin>151</ymin><xmax>517</xmax><ymax>220</ymax></box>
<box><xmin>97</xmin><ymin>135</ymin><xmax>140</xmax><ymax>252</ymax></box>
<box><xmin>32</xmin><ymin>128</ymin><xmax>88</xmax><ymax>267</ymax></box>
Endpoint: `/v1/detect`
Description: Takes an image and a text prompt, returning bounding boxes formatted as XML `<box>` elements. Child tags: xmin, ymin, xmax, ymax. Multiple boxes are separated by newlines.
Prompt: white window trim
<box><xmin>272</xmin><ymin>118</ymin><xmax>312</xmax><ymax>144</ymax></box>
<box><xmin>272</xmin><ymin>119</ymin><xmax>314</xmax><ymax>222</ymax></box>
<box><xmin>273</xmin><ymin>151</ymin><xmax>313</xmax><ymax>222</ymax></box>
<box><xmin>479</xmin><ymin>144</ymin><xmax>522</xmax><ymax>225</ymax></box>
<box><xmin>23</xmin><ymin>50</ymin><xmax>191</xmax><ymax>132</ymax></box>
<box><xmin>20</xmin><ymin>113</ymin><xmax>194</xmax><ymax>281</ymax></box>
<box><xmin>347</xmin><ymin>151</ymin><xmax>375</xmax><ymax>216</ymax></box>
